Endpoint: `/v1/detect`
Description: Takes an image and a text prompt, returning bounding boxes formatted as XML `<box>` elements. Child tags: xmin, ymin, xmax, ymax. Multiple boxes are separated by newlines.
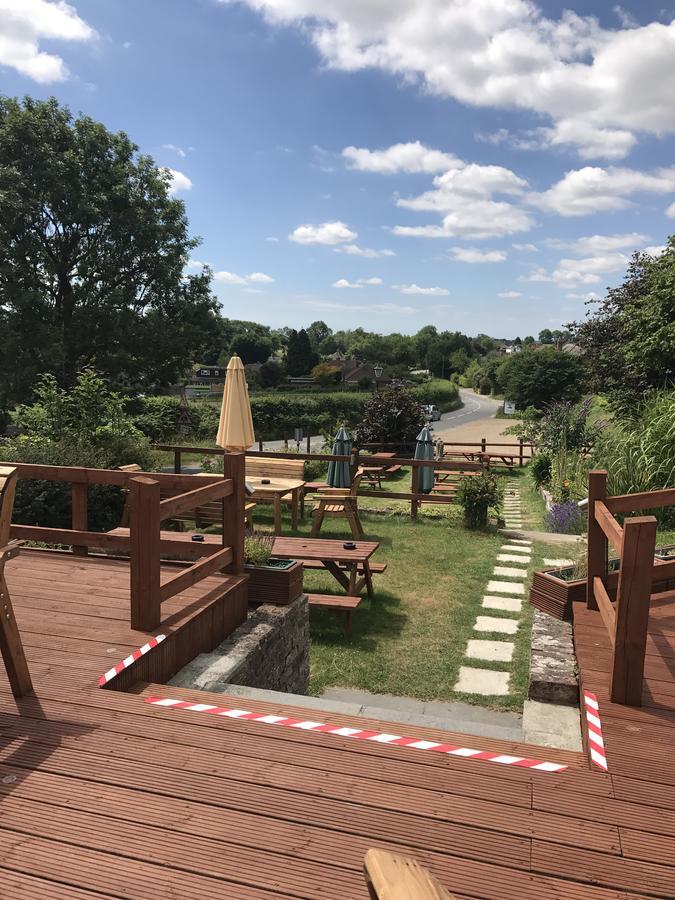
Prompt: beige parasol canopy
<box><xmin>216</xmin><ymin>355</ymin><xmax>255</xmax><ymax>451</ymax></box>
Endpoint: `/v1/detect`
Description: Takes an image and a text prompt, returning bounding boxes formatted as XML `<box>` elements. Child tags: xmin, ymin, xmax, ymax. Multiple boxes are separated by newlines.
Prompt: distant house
<box><xmin>562</xmin><ymin>342</ymin><xmax>584</xmax><ymax>356</ymax></box>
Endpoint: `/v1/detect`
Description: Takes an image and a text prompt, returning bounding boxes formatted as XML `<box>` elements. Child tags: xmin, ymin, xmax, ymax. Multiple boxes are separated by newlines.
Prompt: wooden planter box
<box><xmin>529</xmin><ymin>568</ymin><xmax>587</xmax><ymax>621</ymax></box>
<box><xmin>245</xmin><ymin>558</ymin><xmax>303</xmax><ymax>606</ymax></box>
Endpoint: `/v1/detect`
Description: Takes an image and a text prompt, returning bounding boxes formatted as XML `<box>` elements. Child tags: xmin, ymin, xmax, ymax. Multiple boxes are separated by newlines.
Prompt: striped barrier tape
<box><xmin>99</xmin><ymin>635</ymin><xmax>166</xmax><ymax>686</ymax></box>
<box><xmin>582</xmin><ymin>690</ymin><xmax>608</xmax><ymax>771</ymax></box>
<box><xmin>144</xmin><ymin>696</ymin><xmax>568</xmax><ymax>773</ymax></box>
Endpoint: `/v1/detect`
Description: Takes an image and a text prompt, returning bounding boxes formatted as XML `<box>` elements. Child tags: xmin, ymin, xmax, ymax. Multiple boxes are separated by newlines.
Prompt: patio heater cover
<box><xmin>327</xmin><ymin>425</ymin><xmax>352</xmax><ymax>488</ymax></box>
<box><xmin>415</xmin><ymin>426</ymin><xmax>435</xmax><ymax>493</ymax></box>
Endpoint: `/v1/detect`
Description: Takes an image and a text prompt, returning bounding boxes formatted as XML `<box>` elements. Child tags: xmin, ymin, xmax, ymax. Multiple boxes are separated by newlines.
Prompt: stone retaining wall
<box><xmin>170</xmin><ymin>595</ymin><xmax>310</xmax><ymax>695</ymax></box>
<box><xmin>528</xmin><ymin>608</ymin><xmax>579</xmax><ymax>705</ymax></box>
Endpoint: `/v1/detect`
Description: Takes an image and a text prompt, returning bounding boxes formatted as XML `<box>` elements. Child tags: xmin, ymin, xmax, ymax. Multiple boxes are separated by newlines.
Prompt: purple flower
<box><xmin>546</xmin><ymin>500</ymin><xmax>586</xmax><ymax>535</ymax></box>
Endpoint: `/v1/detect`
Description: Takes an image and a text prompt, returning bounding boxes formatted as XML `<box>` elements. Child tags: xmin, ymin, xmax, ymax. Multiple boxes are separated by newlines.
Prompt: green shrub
<box><xmin>530</xmin><ymin>452</ymin><xmax>552</xmax><ymax>487</ymax></box>
<box><xmin>456</xmin><ymin>472</ymin><xmax>503</xmax><ymax>529</ymax></box>
<box><xmin>411</xmin><ymin>379</ymin><xmax>459</xmax><ymax>411</ymax></box>
<box><xmin>478</xmin><ymin>377</ymin><xmax>492</xmax><ymax>395</ymax></box>
<box><xmin>354</xmin><ymin>383</ymin><xmax>425</xmax><ymax>448</ymax></box>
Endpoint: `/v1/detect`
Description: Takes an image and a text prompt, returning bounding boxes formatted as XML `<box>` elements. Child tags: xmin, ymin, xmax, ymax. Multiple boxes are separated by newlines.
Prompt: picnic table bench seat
<box><xmin>307</xmin><ymin>593</ymin><xmax>362</xmax><ymax>634</ymax></box>
<box><xmin>300</xmin><ymin>559</ymin><xmax>387</xmax><ymax>574</ymax></box>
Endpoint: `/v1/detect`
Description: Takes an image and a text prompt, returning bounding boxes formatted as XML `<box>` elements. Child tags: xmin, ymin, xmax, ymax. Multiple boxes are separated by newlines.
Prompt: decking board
<box><xmin>0</xmin><ymin>550</ymin><xmax>672</xmax><ymax>898</ymax></box>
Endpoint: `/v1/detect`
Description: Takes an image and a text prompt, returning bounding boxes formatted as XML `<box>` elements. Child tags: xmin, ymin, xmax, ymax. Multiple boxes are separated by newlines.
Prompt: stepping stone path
<box><xmin>454</xmin><ymin>479</ymin><xmax>533</xmax><ymax>699</ymax></box>
<box><xmin>543</xmin><ymin>558</ymin><xmax>575</xmax><ymax>568</ymax></box>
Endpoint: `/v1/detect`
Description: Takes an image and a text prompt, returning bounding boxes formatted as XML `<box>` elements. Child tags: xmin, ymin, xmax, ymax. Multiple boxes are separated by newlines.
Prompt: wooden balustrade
<box><xmin>1</xmin><ymin>458</ymin><xmax>247</xmax><ymax>634</ymax></box>
<box><xmin>586</xmin><ymin>470</ymin><xmax>670</xmax><ymax>706</ymax></box>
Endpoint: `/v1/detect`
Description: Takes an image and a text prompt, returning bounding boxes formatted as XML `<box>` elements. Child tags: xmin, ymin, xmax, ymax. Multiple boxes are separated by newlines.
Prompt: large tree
<box><xmin>286</xmin><ymin>328</ymin><xmax>318</xmax><ymax>376</ymax></box>
<box><xmin>497</xmin><ymin>348</ymin><xmax>586</xmax><ymax>410</ymax></box>
<box><xmin>0</xmin><ymin>96</ymin><xmax>219</xmax><ymax>407</ymax></box>
<box><xmin>573</xmin><ymin>243</ymin><xmax>675</xmax><ymax>414</ymax></box>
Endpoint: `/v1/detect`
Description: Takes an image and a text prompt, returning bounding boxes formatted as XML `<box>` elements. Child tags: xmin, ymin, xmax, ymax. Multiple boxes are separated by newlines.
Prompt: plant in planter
<box><xmin>244</xmin><ymin>532</ymin><xmax>303</xmax><ymax>605</ymax></box>
<box><xmin>456</xmin><ymin>472</ymin><xmax>502</xmax><ymax>529</ymax></box>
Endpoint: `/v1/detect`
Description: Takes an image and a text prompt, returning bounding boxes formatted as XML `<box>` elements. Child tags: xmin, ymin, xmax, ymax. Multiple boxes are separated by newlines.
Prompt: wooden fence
<box><xmin>587</xmin><ymin>470</ymin><xmax>675</xmax><ymax>705</ymax></box>
<box><xmin>153</xmin><ymin>444</ymin><xmax>499</xmax><ymax>519</ymax></box>
<box><xmin>2</xmin><ymin>457</ymin><xmax>246</xmax><ymax>631</ymax></box>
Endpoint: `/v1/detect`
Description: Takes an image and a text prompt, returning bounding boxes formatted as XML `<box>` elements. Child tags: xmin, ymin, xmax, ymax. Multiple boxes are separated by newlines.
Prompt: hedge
<box><xmin>131</xmin><ymin>380</ymin><xmax>460</xmax><ymax>443</ymax></box>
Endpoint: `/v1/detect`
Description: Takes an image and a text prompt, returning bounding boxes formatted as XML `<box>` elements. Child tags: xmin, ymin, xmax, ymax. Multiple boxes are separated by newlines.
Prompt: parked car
<box><xmin>424</xmin><ymin>404</ymin><xmax>441</xmax><ymax>422</ymax></box>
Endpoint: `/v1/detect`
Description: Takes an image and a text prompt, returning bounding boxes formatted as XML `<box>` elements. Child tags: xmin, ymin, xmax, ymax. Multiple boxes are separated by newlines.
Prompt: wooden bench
<box><xmin>307</xmin><ymin>593</ymin><xmax>362</xmax><ymax>634</ymax></box>
<box><xmin>301</xmin><ymin>559</ymin><xmax>387</xmax><ymax>575</ymax></box>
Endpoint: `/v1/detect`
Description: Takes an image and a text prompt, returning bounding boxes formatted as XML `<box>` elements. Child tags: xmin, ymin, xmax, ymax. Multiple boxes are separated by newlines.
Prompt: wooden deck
<box><xmin>1</xmin><ymin>551</ymin><xmax>674</xmax><ymax>898</ymax></box>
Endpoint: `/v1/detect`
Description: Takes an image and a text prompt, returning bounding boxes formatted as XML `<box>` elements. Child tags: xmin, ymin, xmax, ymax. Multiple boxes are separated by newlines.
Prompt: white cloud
<box><xmin>220</xmin><ymin>1</ymin><xmax>675</xmax><ymax>158</ymax></box>
<box><xmin>0</xmin><ymin>0</ymin><xmax>96</xmax><ymax>83</ymax></box>
<box><xmin>498</xmin><ymin>290</ymin><xmax>522</xmax><ymax>298</ymax></box>
<box><xmin>390</xmin><ymin>156</ymin><xmax>534</xmax><ymax>240</ymax></box>
<box><xmin>478</xmin><ymin>122</ymin><xmax>637</xmax><ymax>161</ymax></box>
<box><xmin>523</xmin><ymin>252</ymin><xmax>629</xmax><ymax>288</ymax></box>
<box><xmin>165</xmin><ymin>168</ymin><xmax>193</xmax><ymax>194</ymax></box>
<box><xmin>337</xmin><ymin>244</ymin><xmax>395</xmax><ymax>258</ymax></box>
<box><xmin>642</xmin><ymin>245</ymin><xmax>667</xmax><ymax>256</ymax></box>
<box><xmin>544</xmin><ymin>233</ymin><xmax>649</xmax><ymax>254</ymax></box>
<box><xmin>266</xmin><ymin>236</ymin><xmax>280</xmax><ymax>242</ymax></box>
<box><xmin>512</xmin><ymin>243</ymin><xmax>538</xmax><ymax>252</ymax></box>
<box><xmin>666</xmin><ymin>202</ymin><xmax>675</xmax><ymax>218</ymax></box>
<box><xmin>530</xmin><ymin>166</ymin><xmax>675</xmax><ymax>216</ymax></box>
<box><xmin>163</xmin><ymin>143</ymin><xmax>188</xmax><ymax>158</ymax></box>
<box><xmin>333</xmin><ymin>276</ymin><xmax>383</xmax><ymax>288</ymax></box>
<box><xmin>214</xmin><ymin>270</ymin><xmax>275</xmax><ymax>285</ymax></box>
<box><xmin>451</xmin><ymin>247</ymin><xmax>506</xmax><ymax>263</ymax></box>
<box><xmin>289</xmin><ymin>220</ymin><xmax>357</xmax><ymax>245</ymax></box>
<box><xmin>342</xmin><ymin>141</ymin><xmax>460</xmax><ymax>174</ymax></box>
<box><xmin>396</xmin><ymin>283</ymin><xmax>449</xmax><ymax>296</ymax></box>
<box><xmin>186</xmin><ymin>258</ymin><xmax>208</xmax><ymax>269</ymax></box>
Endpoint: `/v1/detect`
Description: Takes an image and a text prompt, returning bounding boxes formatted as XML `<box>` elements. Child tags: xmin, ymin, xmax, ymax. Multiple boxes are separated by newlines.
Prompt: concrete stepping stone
<box><xmin>482</xmin><ymin>595</ymin><xmax>523</xmax><ymax>613</ymax></box>
<box><xmin>508</xmin><ymin>539</ymin><xmax>532</xmax><ymax>545</ymax></box>
<box><xmin>497</xmin><ymin>553</ymin><xmax>530</xmax><ymax>564</ymax></box>
<box><xmin>502</xmin><ymin>544</ymin><xmax>531</xmax><ymax>554</ymax></box>
<box><xmin>466</xmin><ymin>639</ymin><xmax>514</xmax><ymax>663</ymax></box>
<box><xmin>487</xmin><ymin>579</ymin><xmax>525</xmax><ymax>595</ymax></box>
<box><xmin>493</xmin><ymin>566</ymin><xmax>527</xmax><ymax>578</ymax></box>
<box><xmin>474</xmin><ymin>616</ymin><xmax>519</xmax><ymax>635</ymax></box>
<box><xmin>543</xmin><ymin>558</ymin><xmax>575</xmax><ymax>567</ymax></box>
<box><xmin>454</xmin><ymin>666</ymin><xmax>511</xmax><ymax>695</ymax></box>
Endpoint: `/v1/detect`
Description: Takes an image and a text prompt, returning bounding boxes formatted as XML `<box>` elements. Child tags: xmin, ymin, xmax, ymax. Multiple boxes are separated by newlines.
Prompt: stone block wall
<box><xmin>170</xmin><ymin>594</ymin><xmax>310</xmax><ymax>695</ymax></box>
<box><xmin>528</xmin><ymin>608</ymin><xmax>579</xmax><ymax>705</ymax></box>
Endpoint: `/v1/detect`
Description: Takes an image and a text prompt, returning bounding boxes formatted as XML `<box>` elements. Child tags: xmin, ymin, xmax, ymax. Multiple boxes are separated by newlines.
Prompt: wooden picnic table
<box><xmin>272</xmin><ymin>536</ymin><xmax>380</xmax><ymax>597</ymax></box>
<box><xmin>246</xmin><ymin>476</ymin><xmax>305</xmax><ymax>534</ymax></box>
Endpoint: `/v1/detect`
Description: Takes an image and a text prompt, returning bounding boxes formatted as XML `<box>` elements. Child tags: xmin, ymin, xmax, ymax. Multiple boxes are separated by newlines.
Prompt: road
<box><xmin>433</xmin><ymin>389</ymin><xmax>502</xmax><ymax>437</ymax></box>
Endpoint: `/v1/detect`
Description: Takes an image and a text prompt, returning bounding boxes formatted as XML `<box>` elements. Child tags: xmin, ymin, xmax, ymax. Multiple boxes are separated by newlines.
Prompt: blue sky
<box><xmin>3</xmin><ymin>1</ymin><xmax>675</xmax><ymax>337</ymax></box>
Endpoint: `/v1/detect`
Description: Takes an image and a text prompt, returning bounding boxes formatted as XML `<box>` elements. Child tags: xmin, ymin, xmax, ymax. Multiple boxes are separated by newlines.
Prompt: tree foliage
<box><xmin>354</xmin><ymin>382</ymin><xmax>426</xmax><ymax>447</ymax></box>
<box><xmin>498</xmin><ymin>348</ymin><xmax>585</xmax><ymax>410</ymax></box>
<box><xmin>573</xmin><ymin>243</ymin><xmax>675</xmax><ymax>414</ymax></box>
<box><xmin>286</xmin><ymin>328</ymin><xmax>318</xmax><ymax>376</ymax></box>
<box><xmin>0</xmin><ymin>96</ymin><xmax>219</xmax><ymax>408</ymax></box>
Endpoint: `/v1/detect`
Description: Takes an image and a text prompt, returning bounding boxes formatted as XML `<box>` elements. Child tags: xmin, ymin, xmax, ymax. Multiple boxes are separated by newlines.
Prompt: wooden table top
<box><xmin>272</xmin><ymin>536</ymin><xmax>380</xmax><ymax>562</ymax></box>
<box><xmin>246</xmin><ymin>477</ymin><xmax>305</xmax><ymax>495</ymax></box>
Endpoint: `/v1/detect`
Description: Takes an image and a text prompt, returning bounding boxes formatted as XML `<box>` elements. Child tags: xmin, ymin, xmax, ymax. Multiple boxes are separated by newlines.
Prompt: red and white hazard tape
<box><xmin>99</xmin><ymin>635</ymin><xmax>166</xmax><ymax>686</ymax></box>
<box><xmin>582</xmin><ymin>690</ymin><xmax>608</xmax><ymax>771</ymax></box>
<box><xmin>144</xmin><ymin>696</ymin><xmax>568</xmax><ymax>773</ymax></box>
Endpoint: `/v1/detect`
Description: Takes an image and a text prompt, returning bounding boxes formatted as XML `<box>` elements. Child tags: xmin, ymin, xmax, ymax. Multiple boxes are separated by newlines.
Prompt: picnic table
<box><xmin>246</xmin><ymin>476</ymin><xmax>305</xmax><ymax>534</ymax></box>
<box><xmin>272</xmin><ymin>536</ymin><xmax>380</xmax><ymax>597</ymax></box>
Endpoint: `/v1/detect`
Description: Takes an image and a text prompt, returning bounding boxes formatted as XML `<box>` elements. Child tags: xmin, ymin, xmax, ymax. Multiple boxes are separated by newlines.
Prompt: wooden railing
<box><xmin>153</xmin><ymin>444</ymin><xmax>486</xmax><ymax>518</ymax></box>
<box><xmin>587</xmin><ymin>470</ymin><xmax>675</xmax><ymax>705</ymax></box>
<box><xmin>2</xmin><ymin>456</ymin><xmax>246</xmax><ymax>632</ymax></box>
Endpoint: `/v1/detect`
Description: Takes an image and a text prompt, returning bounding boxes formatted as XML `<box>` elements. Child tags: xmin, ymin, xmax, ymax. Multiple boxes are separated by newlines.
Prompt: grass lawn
<box><xmin>250</xmin><ymin>487</ymin><xmax>560</xmax><ymax>714</ymax></box>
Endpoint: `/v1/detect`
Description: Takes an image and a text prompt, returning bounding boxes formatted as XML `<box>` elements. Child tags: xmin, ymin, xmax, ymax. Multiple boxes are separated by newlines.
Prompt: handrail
<box><xmin>605</xmin><ymin>487</ymin><xmax>675</xmax><ymax>514</ymax></box>
<box><xmin>159</xmin><ymin>545</ymin><xmax>233</xmax><ymax>603</ymax></box>
<box><xmin>159</xmin><ymin>478</ymin><xmax>233</xmax><ymax>521</ymax></box>
<box><xmin>594</xmin><ymin>501</ymin><xmax>624</xmax><ymax>554</ymax></box>
<box><xmin>10</xmin><ymin>525</ymin><xmax>131</xmax><ymax>552</ymax></box>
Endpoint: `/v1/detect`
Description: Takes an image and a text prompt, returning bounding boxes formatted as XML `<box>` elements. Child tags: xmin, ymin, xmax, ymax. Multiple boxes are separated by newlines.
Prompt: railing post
<box><xmin>306</xmin><ymin>433</ymin><xmax>311</xmax><ymax>454</ymax></box>
<box><xmin>71</xmin><ymin>482</ymin><xmax>88</xmax><ymax>557</ymax></box>
<box><xmin>481</xmin><ymin>437</ymin><xmax>487</xmax><ymax>454</ymax></box>
<box><xmin>222</xmin><ymin>452</ymin><xmax>245</xmax><ymax>574</ymax></box>
<box><xmin>519</xmin><ymin>439</ymin><xmax>524</xmax><ymax>467</ymax></box>
<box><xmin>350</xmin><ymin>448</ymin><xmax>360</xmax><ymax>482</ymax></box>
<box><xmin>411</xmin><ymin>464</ymin><xmax>419</xmax><ymax>519</ymax></box>
<box><xmin>611</xmin><ymin>516</ymin><xmax>657</xmax><ymax>706</ymax></box>
<box><xmin>587</xmin><ymin>470</ymin><xmax>608</xmax><ymax>611</ymax></box>
<box><xmin>173</xmin><ymin>450</ymin><xmax>181</xmax><ymax>474</ymax></box>
<box><xmin>128</xmin><ymin>476</ymin><xmax>161</xmax><ymax>631</ymax></box>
